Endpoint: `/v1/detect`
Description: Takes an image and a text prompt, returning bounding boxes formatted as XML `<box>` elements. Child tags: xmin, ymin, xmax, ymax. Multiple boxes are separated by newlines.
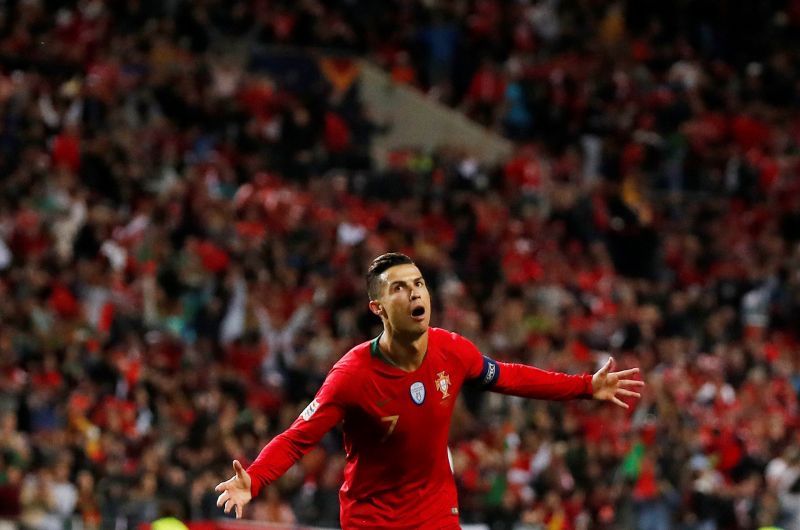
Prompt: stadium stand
<box><xmin>1</xmin><ymin>1</ymin><xmax>800</xmax><ymax>529</ymax></box>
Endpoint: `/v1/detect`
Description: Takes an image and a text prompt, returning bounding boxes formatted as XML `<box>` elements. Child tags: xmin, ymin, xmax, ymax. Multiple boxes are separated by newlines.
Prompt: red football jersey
<box><xmin>247</xmin><ymin>327</ymin><xmax>593</xmax><ymax>529</ymax></box>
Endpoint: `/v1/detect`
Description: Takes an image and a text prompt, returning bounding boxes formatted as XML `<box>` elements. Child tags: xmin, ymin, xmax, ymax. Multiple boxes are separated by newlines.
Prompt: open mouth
<box><xmin>411</xmin><ymin>306</ymin><xmax>426</xmax><ymax>319</ymax></box>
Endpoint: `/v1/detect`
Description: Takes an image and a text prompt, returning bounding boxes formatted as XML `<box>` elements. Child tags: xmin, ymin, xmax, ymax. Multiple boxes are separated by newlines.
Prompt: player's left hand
<box><xmin>591</xmin><ymin>357</ymin><xmax>644</xmax><ymax>409</ymax></box>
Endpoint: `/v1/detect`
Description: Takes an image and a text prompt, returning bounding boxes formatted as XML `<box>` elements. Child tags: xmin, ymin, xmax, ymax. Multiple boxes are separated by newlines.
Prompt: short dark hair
<box><xmin>366</xmin><ymin>253</ymin><xmax>414</xmax><ymax>300</ymax></box>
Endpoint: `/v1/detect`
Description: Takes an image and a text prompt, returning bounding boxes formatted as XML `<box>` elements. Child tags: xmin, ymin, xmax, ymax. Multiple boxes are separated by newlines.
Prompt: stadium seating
<box><xmin>1</xmin><ymin>1</ymin><xmax>800</xmax><ymax>529</ymax></box>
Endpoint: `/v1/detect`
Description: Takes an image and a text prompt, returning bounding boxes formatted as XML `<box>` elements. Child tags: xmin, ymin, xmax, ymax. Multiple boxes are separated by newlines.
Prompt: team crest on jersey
<box><xmin>409</xmin><ymin>381</ymin><xmax>425</xmax><ymax>405</ymax></box>
<box><xmin>301</xmin><ymin>399</ymin><xmax>319</xmax><ymax>421</ymax></box>
<box><xmin>435</xmin><ymin>371</ymin><xmax>451</xmax><ymax>399</ymax></box>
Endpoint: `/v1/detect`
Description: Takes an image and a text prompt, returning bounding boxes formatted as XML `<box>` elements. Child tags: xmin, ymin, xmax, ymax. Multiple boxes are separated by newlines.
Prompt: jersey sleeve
<box><xmin>246</xmin><ymin>365</ymin><xmax>350</xmax><ymax>498</ymax></box>
<box><xmin>491</xmin><ymin>362</ymin><xmax>594</xmax><ymax>400</ymax></box>
<box><xmin>454</xmin><ymin>332</ymin><xmax>502</xmax><ymax>387</ymax></box>
<box><xmin>455</xmin><ymin>332</ymin><xmax>593</xmax><ymax>400</ymax></box>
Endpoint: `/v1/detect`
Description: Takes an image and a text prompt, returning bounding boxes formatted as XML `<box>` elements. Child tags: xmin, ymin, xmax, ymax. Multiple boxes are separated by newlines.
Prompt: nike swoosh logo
<box><xmin>376</xmin><ymin>398</ymin><xmax>392</xmax><ymax>408</ymax></box>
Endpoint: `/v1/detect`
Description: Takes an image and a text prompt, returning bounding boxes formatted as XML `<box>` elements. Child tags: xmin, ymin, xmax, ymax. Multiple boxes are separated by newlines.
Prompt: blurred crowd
<box><xmin>1</xmin><ymin>1</ymin><xmax>800</xmax><ymax>530</ymax></box>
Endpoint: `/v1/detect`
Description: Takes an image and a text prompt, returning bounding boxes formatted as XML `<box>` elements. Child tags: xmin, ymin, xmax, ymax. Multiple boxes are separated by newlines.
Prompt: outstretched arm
<box><xmin>481</xmin><ymin>356</ymin><xmax>594</xmax><ymax>400</ymax></box>
<box><xmin>478</xmin><ymin>355</ymin><xmax>642</xmax><ymax>406</ymax></box>
<box><xmin>214</xmin><ymin>366</ymin><xmax>349</xmax><ymax>519</ymax></box>
<box><xmin>246</xmin><ymin>395</ymin><xmax>344</xmax><ymax>495</ymax></box>
<box><xmin>456</xmin><ymin>333</ymin><xmax>643</xmax><ymax>406</ymax></box>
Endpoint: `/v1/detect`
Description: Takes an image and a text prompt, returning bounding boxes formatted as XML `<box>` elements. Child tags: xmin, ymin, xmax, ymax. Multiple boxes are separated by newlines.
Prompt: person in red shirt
<box><xmin>214</xmin><ymin>253</ymin><xmax>643</xmax><ymax>528</ymax></box>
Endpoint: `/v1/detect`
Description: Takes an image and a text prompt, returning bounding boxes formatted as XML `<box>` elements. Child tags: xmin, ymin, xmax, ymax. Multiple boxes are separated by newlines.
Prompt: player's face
<box><xmin>374</xmin><ymin>264</ymin><xmax>431</xmax><ymax>334</ymax></box>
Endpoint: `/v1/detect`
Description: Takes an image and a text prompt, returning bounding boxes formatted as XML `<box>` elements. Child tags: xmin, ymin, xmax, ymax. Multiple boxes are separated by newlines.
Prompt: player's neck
<box><xmin>378</xmin><ymin>329</ymin><xmax>428</xmax><ymax>372</ymax></box>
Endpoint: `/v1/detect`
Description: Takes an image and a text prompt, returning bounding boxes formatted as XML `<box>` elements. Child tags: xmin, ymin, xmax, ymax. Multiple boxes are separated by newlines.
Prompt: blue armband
<box><xmin>477</xmin><ymin>356</ymin><xmax>500</xmax><ymax>388</ymax></box>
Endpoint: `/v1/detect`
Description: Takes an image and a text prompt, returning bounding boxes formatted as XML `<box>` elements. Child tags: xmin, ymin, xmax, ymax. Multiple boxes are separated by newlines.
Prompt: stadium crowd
<box><xmin>1</xmin><ymin>1</ymin><xmax>800</xmax><ymax>529</ymax></box>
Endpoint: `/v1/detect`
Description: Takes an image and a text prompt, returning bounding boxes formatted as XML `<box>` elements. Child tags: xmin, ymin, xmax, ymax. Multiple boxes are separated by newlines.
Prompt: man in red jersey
<box><xmin>215</xmin><ymin>253</ymin><xmax>644</xmax><ymax>528</ymax></box>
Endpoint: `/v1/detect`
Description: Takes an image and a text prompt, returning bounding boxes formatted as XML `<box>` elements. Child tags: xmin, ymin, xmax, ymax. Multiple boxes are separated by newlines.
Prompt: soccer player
<box><xmin>215</xmin><ymin>253</ymin><xmax>644</xmax><ymax>528</ymax></box>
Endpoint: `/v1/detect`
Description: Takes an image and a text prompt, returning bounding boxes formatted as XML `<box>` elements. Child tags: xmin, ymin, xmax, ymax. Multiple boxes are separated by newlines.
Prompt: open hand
<box><xmin>591</xmin><ymin>357</ymin><xmax>644</xmax><ymax>409</ymax></box>
<box><xmin>214</xmin><ymin>460</ymin><xmax>252</xmax><ymax>519</ymax></box>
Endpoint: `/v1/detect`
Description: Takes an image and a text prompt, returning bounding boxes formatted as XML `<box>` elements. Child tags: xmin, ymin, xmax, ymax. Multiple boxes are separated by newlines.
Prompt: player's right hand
<box><xmin>214</xmin><ymin>460</ymin><xmax>252</xmax><ymax>519</ymax></box>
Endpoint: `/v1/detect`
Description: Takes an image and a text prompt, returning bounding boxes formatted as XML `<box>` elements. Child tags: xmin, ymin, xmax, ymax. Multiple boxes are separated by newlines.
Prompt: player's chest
<box><xmin>358</xmin><ymin>362</ymin><xmax>459</xmax><ymax>439</ymax></box>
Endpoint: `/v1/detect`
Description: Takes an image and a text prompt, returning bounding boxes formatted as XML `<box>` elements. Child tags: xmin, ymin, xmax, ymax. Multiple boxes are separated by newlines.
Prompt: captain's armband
<box><xmin>475</xmin><ymin>356</ymin><xmax>499</xmax><ymax>389</ymax></box>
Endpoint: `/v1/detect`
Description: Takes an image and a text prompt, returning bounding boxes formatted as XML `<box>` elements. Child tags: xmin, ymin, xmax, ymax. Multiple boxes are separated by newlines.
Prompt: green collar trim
<box><xmin>371</xmin><ymin>332</ymin><xmax>400</xmax><ymax>368</ymax></box>
<box><xmin>371</xmin><ymin>333</ymin><xmax>382</xmax><ymax>358</ymax></box>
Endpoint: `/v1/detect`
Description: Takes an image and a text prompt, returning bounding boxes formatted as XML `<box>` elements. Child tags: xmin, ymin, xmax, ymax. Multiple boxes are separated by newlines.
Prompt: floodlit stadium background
<box><xmin>1</xmin><ymin>1</ymin><xmax>799</xmax><ymax>529</ymax></box>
